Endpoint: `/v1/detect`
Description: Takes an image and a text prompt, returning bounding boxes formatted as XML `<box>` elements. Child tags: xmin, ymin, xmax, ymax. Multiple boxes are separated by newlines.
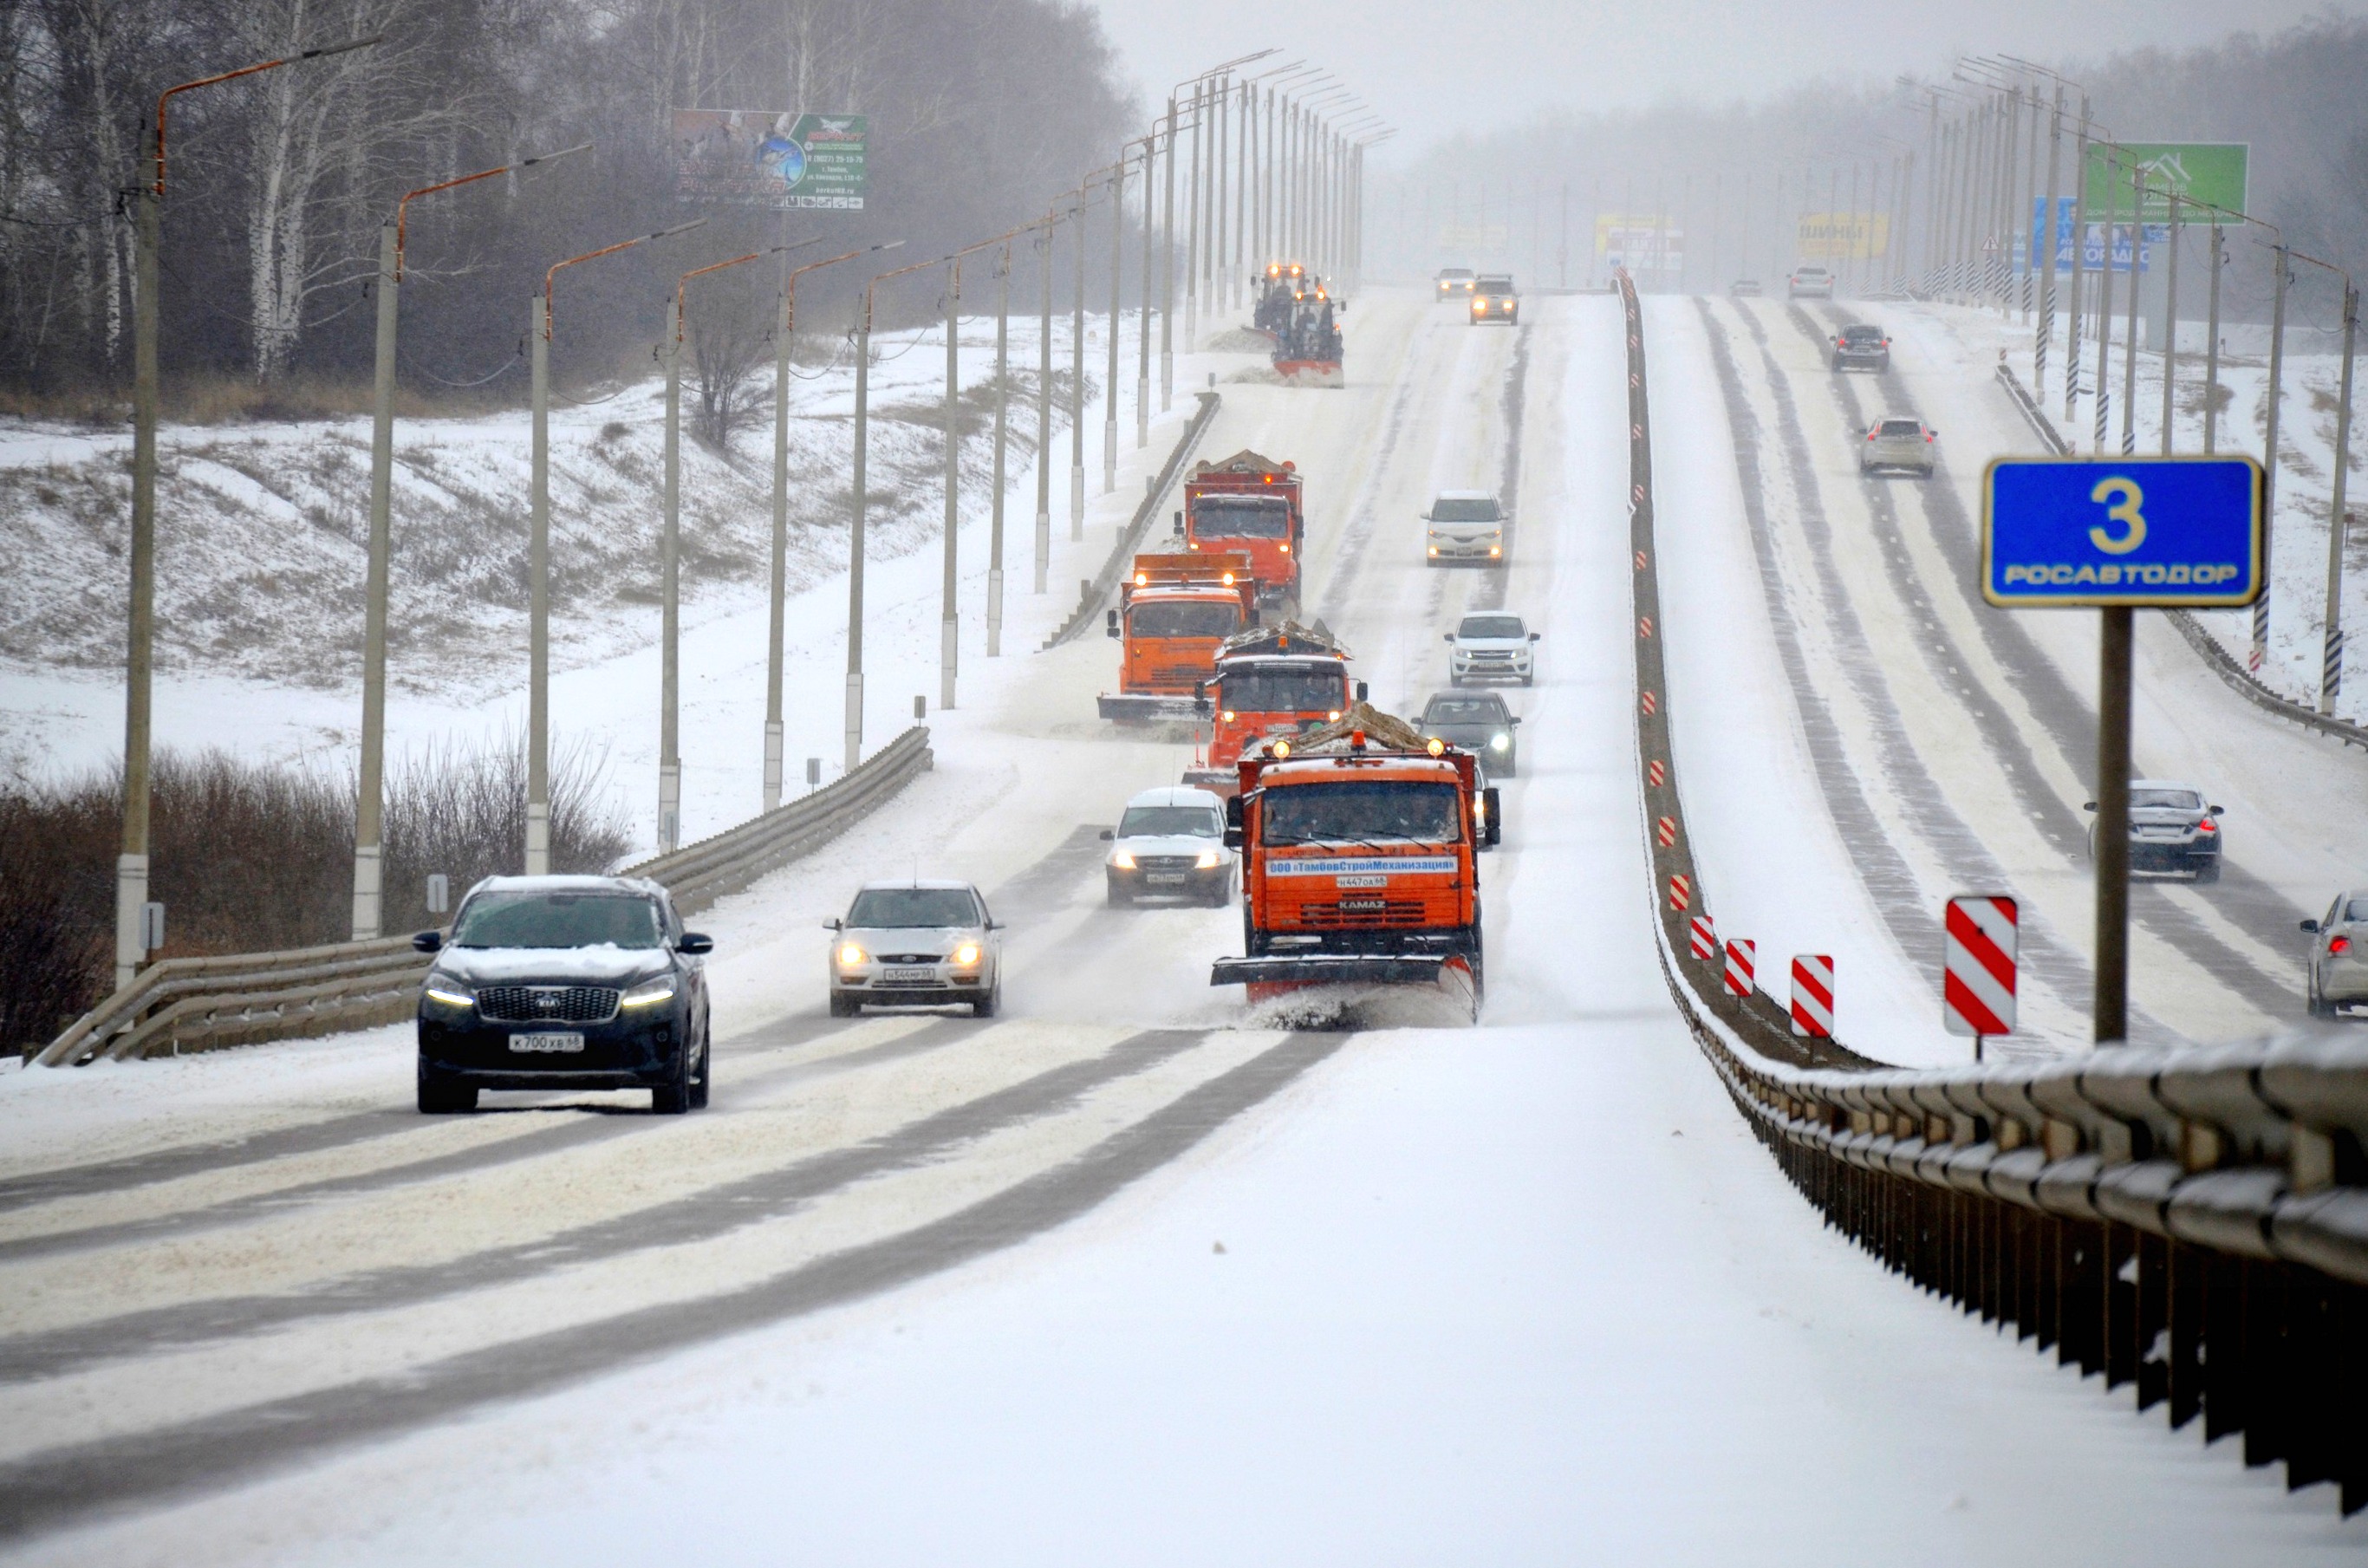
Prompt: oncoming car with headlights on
<box><xmin>828</xmin><ymin>880</ymin><xmax>1004</xmax><ymax>1017</ymax></box>
<box><xmin>413</xmin><ymin>875</ymin><xmax>712</xmax><ymax>1115</ymax></box>
<box><xmin>1103</xmin><ymin>785</ymin><xmax>1235</xmax><ymax>907</ymax></box>
<box><xmin>1419</xmin><ymin>691</ymin><xmax>1521</xmax><ymax>776</ymax></box>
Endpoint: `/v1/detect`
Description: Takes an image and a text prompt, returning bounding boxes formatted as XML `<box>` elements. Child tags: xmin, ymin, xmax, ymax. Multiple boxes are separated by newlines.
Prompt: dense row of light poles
<box><xmin>108</xmin><ymin>40</ymin><xmax>1377</xmax><ymax>978</ymax></box>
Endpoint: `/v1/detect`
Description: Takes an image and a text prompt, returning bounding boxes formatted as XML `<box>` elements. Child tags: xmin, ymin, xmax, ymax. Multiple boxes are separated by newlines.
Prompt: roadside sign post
<box><xmin>1983</xmin><ymin>454</ymin><xmax>2265</xmax><ymax>1044</ymax></box>
<box><xmin>1943</xmin><ymin>895</ymin><xmax>2019</xmax><ymax>1060</ymax></box>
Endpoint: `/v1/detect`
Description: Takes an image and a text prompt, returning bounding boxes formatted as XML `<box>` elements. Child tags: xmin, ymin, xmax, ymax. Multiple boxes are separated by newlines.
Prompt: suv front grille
<box><xmin>478</xmin><ymin>985</ymin><xmax>621</xmax><ymax>1024</ymax></box>
<box><xmin>1137</xmin><ymin>856</ymin><xmax>1200</xmax><ymax>872</ymax></box>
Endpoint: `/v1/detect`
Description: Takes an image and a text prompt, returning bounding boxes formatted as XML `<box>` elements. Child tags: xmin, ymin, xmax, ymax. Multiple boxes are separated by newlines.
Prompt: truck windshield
<box><xmin>847</xmin><ymin>888</ymin><xmax>981</xmax><ymax>927</ymax></box>
<box><xmin>1263</xmin><ymin>781</ymin><xmax>1463</xmax><ymax>845</ymax></box>
<box><xmin>452</xmin><ymin>892</ymin><xmax>663</xmax><ymax>950</ymax></box>
<box><xmin>1130</xmin><ymin>602</ymin><xmax>1240</xmax><ymax>639</ymax></box>
<box><xmin>1193</xmin><ymin>497</ymin><xmax>1291</xmax><ymax>538</ymax></box>
<box><xmin>1220</xmin><ymin>667</ymin><xmax>1346</xmax><ymax>712</ymax></box>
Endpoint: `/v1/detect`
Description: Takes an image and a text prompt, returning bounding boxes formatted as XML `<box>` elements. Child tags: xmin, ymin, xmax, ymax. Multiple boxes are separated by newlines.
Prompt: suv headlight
<box><xmin>423</xmin><ymin>979</ymin><xmax>475</xmax><ymax>1009</ymax></box>
<box><xmin>620</xmin><ymin>977</ymin><xmax>677</xmax><ymax>1009</ymax></box>
<box><xmin>1110</xmin><ymin>849</ymin><xmax>1136</xmax><ymax>869</ymax></box>
<box><xmin>1195</xmin><ymin>848</ymin><xmax>1222</xmax><ymax>869</ymax></box>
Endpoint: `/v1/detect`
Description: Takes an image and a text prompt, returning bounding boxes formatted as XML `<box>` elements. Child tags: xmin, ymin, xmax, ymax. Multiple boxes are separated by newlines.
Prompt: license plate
<box><xmin>1147</xmin><ymin>874</ymin><xmax>1187</xmax><ymax>885</ymax></box>
<box><xmin>510</xmin><ymin>1032</ymin><xmax>584</xmax><ymax>1054</ymax></box>
<box><xmin>1336</xmin><ymin>875</ymin><xmax>1387</xmax><ymax>888</ymax></box>
<box><xmin>881</xmin><ymin>966</ymin><xmax>937</xmax><ymax>985</ymax></box>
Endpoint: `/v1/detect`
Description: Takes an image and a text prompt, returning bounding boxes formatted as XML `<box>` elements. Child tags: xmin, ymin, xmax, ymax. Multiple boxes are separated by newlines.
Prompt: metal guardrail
<box><xmin>1043</xmin><ymin>391</ymin><xmax>1221</xmax><ymax>648</ymax></box>
<box><xmin>1630</xmin><ymin>275</ymin><xmax>2368</xmax><ymax>1513</ymax></box>
<box><xmin>34</xmin><ymin>725</ymin><xmax>934</xmax><ymax>1067</ymax></box>
<box><xmin>1992</xmin><ymin>359</ymin><xmax>2368</xmax><ymax>754</ymax></box>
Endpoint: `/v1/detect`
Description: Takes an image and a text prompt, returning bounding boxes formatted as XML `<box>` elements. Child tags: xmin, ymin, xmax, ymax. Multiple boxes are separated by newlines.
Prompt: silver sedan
<box><xmin>828</xmin><ymin>879</ymin><xmax>1004</xmax><ymax>1018</ymax></box>
<box><xmin>2304</xmin><ymin>891</ymin><xmax>2368</xmax><ymax>1019</ymax></box>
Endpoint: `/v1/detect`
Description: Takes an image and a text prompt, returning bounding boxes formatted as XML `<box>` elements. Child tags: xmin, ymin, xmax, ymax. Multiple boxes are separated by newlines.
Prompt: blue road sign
<box><xmin>1982</xmin><ymin>456</ymin><xmax>2265</xmax><ymax>607</ymax></box>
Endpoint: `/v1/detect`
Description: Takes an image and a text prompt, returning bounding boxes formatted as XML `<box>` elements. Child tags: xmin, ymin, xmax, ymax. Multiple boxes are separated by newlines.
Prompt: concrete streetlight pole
<box><xmin>352</xmin><ymin>140</ymin><xmax>588</xmax><ymax>938</ymax></box>
<box><xmin>117</xmin><ymin>36</ymin><xmax>380</xmax><ymax>986</ymax></box>
<box><xmin>764</xmin><ymin>238</ymin><xmax>902</xmax><ymax>811</ymax></box>
<box><xmin>530</xmin><ymin>218</ymin><xmax>706</xmax><ymax>871</ymax></box>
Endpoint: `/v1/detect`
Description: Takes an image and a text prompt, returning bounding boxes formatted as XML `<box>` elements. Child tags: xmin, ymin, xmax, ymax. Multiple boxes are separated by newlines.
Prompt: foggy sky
<box><xmin>1091</xmin><ymin>0</ymin><xmax>2362</xmax><ymax>154</ymax></box>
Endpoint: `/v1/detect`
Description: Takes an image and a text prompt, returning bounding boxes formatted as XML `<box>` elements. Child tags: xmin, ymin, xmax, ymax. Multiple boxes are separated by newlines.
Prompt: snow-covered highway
<box><xmin>3</xmin><ymin>287</ymin><xmax>2364</xmax><ymax>1564</ymax></box>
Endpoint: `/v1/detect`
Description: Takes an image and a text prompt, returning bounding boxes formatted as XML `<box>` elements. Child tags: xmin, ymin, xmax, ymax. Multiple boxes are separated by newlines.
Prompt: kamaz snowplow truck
<box><xmin>1212</xmin><ymin>703</ymin><xmax>1500</xmax><ymax>1014</ymax></box>
<box><xmin>1176</xmin><ymin>451</ymin><xmax>1303</xmax><ymax>615</ymax></box>
<box><xmin>1097</xmin><ymin>552</ymin><xmax>1255</xmax><ymax>723</ymax></box>
<box><xmin>1181</xmin><ymin>620</ymin><xmax>1362</xmax><ymax>794</ymax></box>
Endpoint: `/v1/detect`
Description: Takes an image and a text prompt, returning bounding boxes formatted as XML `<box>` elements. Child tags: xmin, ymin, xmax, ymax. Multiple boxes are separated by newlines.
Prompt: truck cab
<box><xmin>1097</xmin><ymin>553</ymin><xmax>1255</xmax><ymax>723</ymax></box>
<box><xmin>1181</xmin><ymin>624</ymin><xmax>1358</xmax><ymax>795</ymax></box>
<box><xmin>1179</xmin><ymin>451</ymin><xmax>1304</xmax><ymax>615</ymax></box>
<box><xmin>1211</xmin><ymin>705</ymin><xmax>1500</xmax><ymax>1014</ymax></box>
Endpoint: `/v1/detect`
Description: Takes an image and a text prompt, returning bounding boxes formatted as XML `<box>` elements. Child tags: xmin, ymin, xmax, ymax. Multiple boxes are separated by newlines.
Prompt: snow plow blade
<box><xmin>1273</xmin><ymin>359</ymin><xmax>1343</xmax><ymax>388</ymax></box>
<box><xmin>1097</xmin><ymin>693</ymin><xmax>1207</xmax><ymax>723</ymax></box>
<box><xmin>1211</xmin><ymin>954</ymin><xmax>1449</xmax><ymax>987</ymax></box>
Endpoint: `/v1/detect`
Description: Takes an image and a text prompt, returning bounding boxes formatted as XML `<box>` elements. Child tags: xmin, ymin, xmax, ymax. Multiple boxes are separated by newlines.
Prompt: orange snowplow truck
<box><xmin>1212</xmin><ymin>704</ymin><xmax>1500</xmax><ymax>1010</ymax></box>
<box><xmin>1174</xmin><ymin>451</ymin><xmax>1303</xmax><ymax>615</ymax></box>
<box><xmin>1096</xmin><ymin>552</ymin><xmax>1255</xmax><ymax>723</ymax></box>
<box><xmin>1181</xmin><ymin>621</ymin><xmax>1363</xmax><ymax>794</ymax></box>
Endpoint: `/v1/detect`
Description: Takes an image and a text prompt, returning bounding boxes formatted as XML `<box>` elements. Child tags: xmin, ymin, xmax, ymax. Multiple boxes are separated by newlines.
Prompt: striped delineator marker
<box><xmin>1656</xmin><ymin>815</ymin><xmax>1677</xmax><ymax>846</ymax></box>
<box><xmin>1640</xmin><ymin>691</ymin><xmax>1657</xmax><ymax>715</ymax></box>
<box><xmin>1790</xmin><ymin>954</ymin><xmax>1835</xmax><ymax>1038</ymax></box>
<box><xmin>1689</xmin><ymin>914</ymin><xmax>1717</xmax><ymax>960</ymax></box>
<box><xmin>1646</xmin><ymin>758</ymin><xmax>1666</xmax><ymax>788</ymax></box>
<box><xmin>1943</xmin><ymin>895</ymin><xmax>2019</xmax><ymax>1057</ymax></box>
<box><xmin>1722</xmin><ymin>939</ymin><xmax>1754</xmax><ymax>998</ymax></box>
<box><xmin>1668</xmin><ymin>873</ymin><xmax>1692</xmax><ymax>912</ymax></box>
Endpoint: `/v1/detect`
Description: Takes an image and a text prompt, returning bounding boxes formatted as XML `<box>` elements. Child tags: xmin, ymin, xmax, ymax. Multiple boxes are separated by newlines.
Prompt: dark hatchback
<box><xmin>1831</xmin><ymin>323</ymin><xmax>1891</xmax><ymax>372</ymax></box>
<box><xmin>1419</xmin><ymin>692</ymin><xmax>1522</xmax><ymax>776</ymax></box>
<box><xmin>414</xmin><ymin>875</ymin><xmax>713</xmax><ymax>1115</ymax></box>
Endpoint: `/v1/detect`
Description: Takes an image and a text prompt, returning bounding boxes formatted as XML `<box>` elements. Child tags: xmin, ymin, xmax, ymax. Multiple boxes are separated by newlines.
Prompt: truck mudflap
<box><xmin>1210</xmin><ymin>953</ymin><xmax>1453</xmax><ymax>987</ymax></box>
<box><xmin>1097</xmin><ymin>692</ymin><xmax>1207</xmax><ymax>723</ymax></box>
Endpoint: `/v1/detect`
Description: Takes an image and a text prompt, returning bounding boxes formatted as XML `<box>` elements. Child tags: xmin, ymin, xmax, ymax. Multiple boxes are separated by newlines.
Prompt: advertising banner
<box><xmin>2080</xmin><ymin>143</ymin><xmax>2248</xmax><ymax>224</ymax></box>
<box><xmin>2028</xmin><ymin>198</ymin><xmax>2167</xmax><ymax>274</ymax></box>
<box><xmin>675</xmin><ymin>110</ymin><xmax>868</xmax><ymax>210</ymax></box>
<box><xmin>1438</xmin><ymin>224</ymin><xmax>1509</xmax><ymax>251</ymax></box>
<box><xmin>1796</xmin><ymin>211</ymin><xmax>1890</xmax><ymax>260</ymax></box>
<box><xmin>1595</xmin><ymin>215</ymin><xmax>1682</xmax><ymax>273</ymax></box>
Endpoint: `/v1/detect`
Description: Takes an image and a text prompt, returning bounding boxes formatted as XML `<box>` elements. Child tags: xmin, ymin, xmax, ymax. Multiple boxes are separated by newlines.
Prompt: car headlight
<box><xmin>620</xmin><ymin>977</ymin><xmax>677</xmax><ymax>1009</ymax></box>
<box><xmin>424</xmin><ymin>979</ymin><xmax>475</xmax><ymax>1009</ymax></box>
<box><xmin>836</xmin><ymin>942</ymin><xmax>868</xmax><ymax>968</ymax></box>
<box><xmin>953</xmin><ymin>942</ymin><xmax>982</xmax><ymax>968</ymax></box>
<box><xmin>1490</xmin><ymin>733</ymin><xmax>1510</xmax><ymax>751</ymax></box>
<box><xmin>1110</xmin><ymin>849</ymin><xmax>1136</xmax><ymax>869</ymax></box>
<box><xmin>1195</xmin><ymin>848</ymin><xmax>1221</xmax><ymax>869</ymax></box>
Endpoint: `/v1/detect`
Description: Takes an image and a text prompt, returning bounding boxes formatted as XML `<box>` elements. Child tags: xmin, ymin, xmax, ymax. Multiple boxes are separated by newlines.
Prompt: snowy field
<box><xmin>3</xmin><ymin>289</ymin><xmax>2365</xmax><ymax>1561</ymax></box>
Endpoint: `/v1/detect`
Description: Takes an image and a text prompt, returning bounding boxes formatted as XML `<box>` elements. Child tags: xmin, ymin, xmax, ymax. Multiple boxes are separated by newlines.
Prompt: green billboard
<box><xmin>2080</xmin><ymin>143</ymin><xmax>2248</xmax><ymax>224</ymax></box>
<box><xmin>674</xmin><ymin>110</ymin><xmax>868</xmax><ymax>211</ymax></box>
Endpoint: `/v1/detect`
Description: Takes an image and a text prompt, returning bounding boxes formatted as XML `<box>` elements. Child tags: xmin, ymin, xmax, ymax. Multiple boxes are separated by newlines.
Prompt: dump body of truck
<box><xmin>1097</xmin><ymin>552</ymin><xmax>1255</xmax><ymax>723</ymax></box>
<box><xmin>1179</xmin><ymin>451</ymin><xmax>1303</xmax><ymax>614</ymax></box>
<box><xmin>1211</xmin><ymin>704</ymin><xmax>1500</xmax><ymax>1012</ymax></box>
<box><xmin>1181</xmin><ymin>622</ymin><xmax>1354</xmax><ymax>795</ymax></box>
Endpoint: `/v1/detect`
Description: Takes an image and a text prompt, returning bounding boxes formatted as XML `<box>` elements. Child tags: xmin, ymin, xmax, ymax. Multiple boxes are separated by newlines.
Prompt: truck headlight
<box><xmin>620</xmin><ymin>977</ymin><xmax>677</xmax><ymax>1009</ymax></box>
<box><xmin>424</xmin><ymin>979</ymin><xmax>475</xmax><ymax>1009</ymax></box>
<box><xmin>836</xmin><ymin>942</ymin><xmax>868</xmax><ymax>968</ymax></box>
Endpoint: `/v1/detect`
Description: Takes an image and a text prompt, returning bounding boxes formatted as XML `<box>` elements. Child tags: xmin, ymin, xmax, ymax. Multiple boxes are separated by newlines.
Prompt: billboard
<box><xmin>2029</xmin><ymin>198</ymin><xmax>2168</xmax><ymax>274</ymax></box>
<box><xmin>2080</xmin><ymin>143</ymin><xmax>2248</xmax><ymax>224</ymax></box>
<box><xmin>674</xmin><ymin>110</ymin><xmax>868</xmax><ymax>210</ymax></box>
<box><xmin>1796</xmin><ymin>211</ymin><xmax>1890</xmax><ymax>260</ymax></box>
<box><xmin>1595</xmin><ymin>215</ymin><xmax>1682</xmax><ymax>273</ymax></box>
<box><xmin>1438</xmin><ymin>224</ymin><xmax>1509</xmax><ymax>251</ymax></box>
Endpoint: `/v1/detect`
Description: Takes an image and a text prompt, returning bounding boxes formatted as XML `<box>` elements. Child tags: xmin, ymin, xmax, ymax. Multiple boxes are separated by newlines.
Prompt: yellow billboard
<box><xmin>1796</xmin><ymin>211</ymin><xmax>1889</xmax><ymax>260</ymax></box>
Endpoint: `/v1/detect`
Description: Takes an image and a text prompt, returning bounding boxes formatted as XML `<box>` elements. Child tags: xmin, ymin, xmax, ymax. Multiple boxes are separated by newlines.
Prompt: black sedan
<box><xmin>1831</xmin><ymin>323</ymin><xmax>1890</xmax><ymax>372</ymax></box>
<box><xmin>1419</xmin><ymin>691</ymin><xmax>1522</xmax><ymax>776</ymax></box>
<box><xmin>414</xmin><ymin>875</ymin><xmax>713</xmax><ymax>1114</ymax></box>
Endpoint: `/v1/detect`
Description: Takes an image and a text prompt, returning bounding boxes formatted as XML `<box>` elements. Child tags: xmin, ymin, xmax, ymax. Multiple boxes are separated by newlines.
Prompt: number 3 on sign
<box><xmin>2088</xmin><ymin>476</ymin><xmax>2147</xmax><ymax>555</ymax></box>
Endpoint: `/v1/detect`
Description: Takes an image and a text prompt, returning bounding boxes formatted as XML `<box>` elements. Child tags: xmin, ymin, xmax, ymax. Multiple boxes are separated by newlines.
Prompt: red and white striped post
<box><xmin>1722</xmin><ymin>939</ymin><xmax>1755</xmax><ymax>998</ymax></box>
<box><xmin>1668</xmin><ymin>873</ymin><xmax>1691</xmax><ymax>912</ymax></box>
<box><xmin>1943</xmin><ymin>895</ymin><xmax>2019</xmax><ymax>1061</ymax></box>
<box><xmin>1689</xmin><ymin>914</ymin><xmax>1717</xmax><ymax>962</ymax></box>
<box><xmin>1790</xmin><ymin>953</ymin><xmax>1834</xmax><ymax>1038</ymax></box>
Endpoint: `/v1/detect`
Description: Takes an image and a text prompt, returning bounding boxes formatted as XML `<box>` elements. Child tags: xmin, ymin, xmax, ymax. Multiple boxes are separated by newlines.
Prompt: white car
<box><xmin>1101</xmin><ymin>785</ymin><xmax>1235</xmax><ymax>907</ymax></box>
<box><xmin>1424</xmin><ymin>490</ymin><xmax>1506</xmax><ymax>565</ymax></box>
<box><xmin>1788</xmin><ymin>265</ymin><xmax>1834</xmax><ymax>299</ymax></box>
<box><xmin>1444</xmin><ymin>611</ymin><xmax>1539</xmax><ymax>686</ymax></box>
<box><xmin>827</xmin><ymin>880</ymin><xmax>1003</xmax><ymax>1017</ymax></box>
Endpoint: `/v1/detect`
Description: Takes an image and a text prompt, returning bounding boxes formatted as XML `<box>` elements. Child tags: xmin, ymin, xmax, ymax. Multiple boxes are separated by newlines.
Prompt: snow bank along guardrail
<box><xmin>1625</xmin><ymin>272</ymin><xmax>2368</xmax><ymax>1511</ymax></box>
<box><xmin>33</xmin><ymin>725</ymin><xmax>934</xmax><ymax>1067</ymax></box>
<box><xmin>1994</xmin><ymin>359</ymin><xmax>2368</xmax><ymax>755</ymax></box>
<box><xmin>1044</xmin><ymin>391</ymin><xmax>1221</xmax><ymax>648</ymax></box>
